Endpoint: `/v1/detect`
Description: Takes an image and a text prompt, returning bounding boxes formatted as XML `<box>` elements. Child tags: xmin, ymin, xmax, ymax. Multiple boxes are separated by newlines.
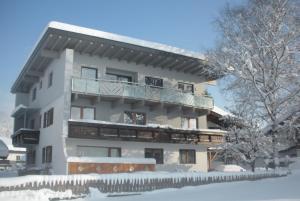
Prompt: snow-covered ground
<box><xmin>0</xmin><ymin>159</ymin><xmax>299</xmax><ymax>201</ymax></box>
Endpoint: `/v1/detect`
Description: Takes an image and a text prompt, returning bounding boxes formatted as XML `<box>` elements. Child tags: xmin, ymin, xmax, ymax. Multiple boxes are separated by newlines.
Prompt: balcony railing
<box><xmin>71</xmin><ymin>77</ymin><xmax>213</xmax><ymax>109</ymax></box>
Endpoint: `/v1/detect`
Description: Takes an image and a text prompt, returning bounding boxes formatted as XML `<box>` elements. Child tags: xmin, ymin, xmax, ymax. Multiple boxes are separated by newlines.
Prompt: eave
<box><xmin>11</xmin><ymin>21</ymin><xmax>214</xmax><ymax>93</ymax></box>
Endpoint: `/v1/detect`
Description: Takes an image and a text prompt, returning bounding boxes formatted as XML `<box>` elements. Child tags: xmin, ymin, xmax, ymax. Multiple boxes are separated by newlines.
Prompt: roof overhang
<box><xmin>11</xmin><ymin>104</ymin><xmax>40</xmax><ymax>118</ymax></box>
<box><xmin>11</xmin><ymin>21</ymin><xmax>214</xmax><ymax>93</ymax></box>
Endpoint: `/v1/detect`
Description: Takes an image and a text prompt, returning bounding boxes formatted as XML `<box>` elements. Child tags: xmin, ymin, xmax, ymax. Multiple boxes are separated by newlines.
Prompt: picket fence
<box><xmin>0</xmin><ymin>171</ymin><xmax>287</xmax><ymax>194</ymax></box>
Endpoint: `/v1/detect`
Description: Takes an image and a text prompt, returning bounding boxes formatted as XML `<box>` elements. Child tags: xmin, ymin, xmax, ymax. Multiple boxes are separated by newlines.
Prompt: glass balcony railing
<box><xmin>71</xmin><ymin>77</ymin><xmax>213</xmax><ymax>109</ymax></box>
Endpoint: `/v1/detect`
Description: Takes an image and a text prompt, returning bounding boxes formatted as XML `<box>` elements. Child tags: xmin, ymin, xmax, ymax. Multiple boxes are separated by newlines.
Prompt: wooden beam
<box><xmin>175</xmin><ymin>59</ymin><xmax>193</xmax><ymax>71</ymax></box>
<box><xmin>40</xmin><ymin>49</ymin><xmax>60</xmax><ymax>59</ymax></box>
<box><xmin>184</xmin><ymin>63</ymin><xmax>201</xmax><ymax>73</ymax></box>
<box><xmin>50</xmin><ymin>35</ymin><xmax>63</xmax><ymax>51</ymax></box>
<box><xmin>60</xmin><ymin>37</ymin><xmax>72</xmax><ymax>50</ymax></box>
<box><xmin>73</xmin><ymin>40</ymin><xmax>83</xmax><ymax>51</ymax></box>
<box><xmin>158</xmin><ymin>57</ymin><xmax>174</xmax><ymax>69</ymax></box>
<box><xmin>143</xmin><ymin>54</ymin><xmax>154</xmax><ymax>66</ymax></box>
<box><xmin>80</xmin><ymin>42</ymin><xmax>94</xmax><ymax>54</ymax></box>
<box><xmin>118</xmin><ymin>49</ymin><xmax>131</xmax><ymax>61</ymax></box>
<box><xmin>90</xmin><ymin>43</ymin><xmax>104</xmax><ymax>55</ymax></box>
<box><xmin>98</xmin><ymin>45</ymin><xmax>111</xmax><ymax>57</ymax></box>
<box><xmin>102</xmin><ymin>45</ymin><xmax>115</xmax><ymax>57</ymax></box>
<box><xmin>152</xmin><ymin>56</ymin><xmax>167</xmax><ymax>67</ymax></box>
<box><xmin>169</xmin><ymin>60</ymin><xmax>186</xmax><ymax>70</ymax></box>
<box><xmin>165</xmin><ymin>59</ymin><xmax>179</xmax><ymax>69</ymax></box>
<box><xmin>109</xmin><ymin>47</ymin><xmax>124</xmax><ymax>59</ymax></box>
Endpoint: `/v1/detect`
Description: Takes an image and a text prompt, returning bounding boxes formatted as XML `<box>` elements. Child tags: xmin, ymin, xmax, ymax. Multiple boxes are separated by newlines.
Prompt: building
<box><xmin>0</xmin><ymin>136</ymin><xmax>26</xmax><ymax>170</ymax></box>
<box><xmin>11</xmin><ymin>22</ymin><xmax>225</xmax><ymax>174</ymax></box>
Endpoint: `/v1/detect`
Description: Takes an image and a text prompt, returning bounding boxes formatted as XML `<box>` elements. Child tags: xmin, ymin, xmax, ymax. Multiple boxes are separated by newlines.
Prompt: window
<box><xmin>30</xmin><ymin>119</ymin><xmax>35</xmax><ymax>129</ymax></box>
<box><xmin>179</xmin><ymin>149</ymin><xmax>196</xmax><ymax>164</ymax></box>
<box><xmin>32</xmin><ymin>87</ymin><xmax>37</xmax><ymax>101</ymax></box>
<box><xmin>178</xmin><ymin>82</ymin><xmax>194</xmax><ymax>93</ymax></box>
<box><xmin>48</xmin><ymin>72</ymin><xmax>53</xmax><ymax>88</ymax></box>
<box><xmin>43</xmin><ymin>108</ymin><xmax>54</xmax><ymax>128</ymax></box>
<box><xmin>181</xmin><ymin>117</ymin><xmax>198</xmax><ymax>129</ymax></box>
<box><xmin>145</xmin><ymin>148</ymin><xmax>164</xmax><ymax>164</ymax></box>
<box><xmin>39</xmin><ymin>80</ymin><xmax>42</xmax><ymax>89</ymax></box>
<box><xmin>81</xmin><ymin>67</ymin><xmax>98</xmax><ymax>79</ymax></box>
<box><xmin>39</xmin><ymin>115</ymin><xmax>42</xmax><ymax>128</ymax></box>
<box><xmin>106</xmin><ymin>73</ymin><xmax>132</xmax><ymax>82</ymax></box>
<box><xmin>27</xmin><ymin>149</ymin><xmax>36</xmax><ymax>165</ymax></box>
<box><xmin>16</xmin><ymin>155</ymin><xmax>21</xmax><ymax>161</ymax></box>
<box><xmin>71</xmin><ymin>106</ymin><xmax>95</xmax><ymax>120</ymax></box>
<box><xmin>145</xmin><ymin>76</ymin><xmax>163</xmax><ymax>87</ymax></box>
<box><xmin>77</xmin><ymin>146</ymin><xmax>121</xmax><ymax>157</ymax></box>
<box><xmin>124</xmin><ymin>111</ymin><xmax>146</xmax><ymax>125</ymax></box>
<box><xmin>42</xmin><ymin>146</ymin><xmax>52</xmax><ymax>163</ymax></box>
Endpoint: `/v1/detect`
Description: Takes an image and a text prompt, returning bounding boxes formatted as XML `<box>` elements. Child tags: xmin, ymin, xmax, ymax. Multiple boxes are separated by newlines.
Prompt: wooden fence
<box><xmin>0</xmin><ymin>171</ymin><xmax>287</xmax><ymax>195</ymax></box>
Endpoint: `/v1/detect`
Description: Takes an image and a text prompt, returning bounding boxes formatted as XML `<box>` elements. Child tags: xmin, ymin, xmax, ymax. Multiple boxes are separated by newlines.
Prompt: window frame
<box><xmin>77</xmin><ymin>146</ymin><xmax>121</xmax><ymax>157</ymax></box>
<box><xmin>71</xmin><ymin>106</ymin><xmax>95</xmax><ymax>120</ymax></box>
<box><xmin>124</xmin><ymin>111</ymin><xmax>146</xmax><ymax>125</ymax></box>
<box><xmin>145</xmin><ymin>76</ymin><xmax>163</xmax><ymax>88</ymax></box>
<box><xmin>81</xmin><ymin>66</ymin><xmax>98</xmax><ymax>79</ymax></box>
<box><xmin>39</xmin><ymin>80</ymin><xmax>43</xmax><ymax>89</ymax></box>
<box><xmin>179</xmin><ymin>149</ymin><xmax>196</xmax><ymax>164</ymax></box>
<box><xmin>145</xmin><ymin>148</ymin><xmax>164</xmax><ymax>164</ymax></box>
<box><xmin>48</xmin><ymin>72</ymin><xmax>53</xmax><ymax>88</ymax></box>
<box><xmin>178</xmin><ymin>82</ymin><xmax>194</xmax><ymax>94</ymax></box>
<box><xmin>181</xmin><ymin>117</ymin><xmax>198</xmax><ymax>129</ymax></box>
<box><xmin>42</xmin><ymin>146</ymin><xmax>52</xmax><ymax>164</ymax></box>
<box><xmin>32</xmin><ymin>87</ymin><xmax>37</xmax><ymax>101</ymax></box>
<box><xmin>43</xmin><ymin>108</ymin><xmax>54</xmax><ymax>128</ymax></box>
<box><xmin>106</xmin><ymin>73</ymin><xmax>132</xmax><ymax>83</ymax></box>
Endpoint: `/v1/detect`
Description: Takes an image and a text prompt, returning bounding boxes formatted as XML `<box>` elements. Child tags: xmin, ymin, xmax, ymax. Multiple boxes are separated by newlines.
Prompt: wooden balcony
<box><xmin>12</xmin><ymin>129</ymin><xmax>40</xmax><ymax>147</ymax></box>
<box><xmin>71</xmin><ymin>77</ymin><xmax>213</xmax><ymax>110</ymax></box>
<box><xmin>68</xmin><ymin>120</ymin><xmax>224</xmax><ymax>145</ymax></box>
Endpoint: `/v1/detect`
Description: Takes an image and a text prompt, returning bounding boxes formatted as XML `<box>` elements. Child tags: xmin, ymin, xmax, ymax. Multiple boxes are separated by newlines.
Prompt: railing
<box><xmin>0</xmin><ymin>171</ymin><xmax>287</xmax><ymax>195</ymax></box>
<box><xmin>71</xmin><ymin>77</ymin><xmax>213</xmax><ymax>109</ymax></box>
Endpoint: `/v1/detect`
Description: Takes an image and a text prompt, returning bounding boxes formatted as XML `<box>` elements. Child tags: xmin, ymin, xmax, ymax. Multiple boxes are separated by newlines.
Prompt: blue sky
<box><xmin>0</xmin><ymin>0</ymin><xmax>243</xmax><ymax>117</ymax></box>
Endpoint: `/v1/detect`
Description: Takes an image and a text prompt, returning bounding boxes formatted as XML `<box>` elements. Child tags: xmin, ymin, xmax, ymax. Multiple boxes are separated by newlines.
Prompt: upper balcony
<box><xmin>71</xmin><ymin>77</ymin><xmax>213</xmax><ymax>110</ymax></box>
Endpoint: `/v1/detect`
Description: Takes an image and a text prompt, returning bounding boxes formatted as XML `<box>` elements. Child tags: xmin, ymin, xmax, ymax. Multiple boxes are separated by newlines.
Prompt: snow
<box><xmin>0</xmin><ymin>188</ymin><xmax>74</xmax><ymax>201</ymax></box>
<box><xmin>215</xmin><ymin>164</ymin><xmax>246</xmax><ymax>172</ymax></box>
<box><xmin>212</xmin><ymin>106</ymin><xmax>232</xmax><ymax>117</ymax></box>
<box><xmin>0</xmin><ymin>136</ymin><xmax>26</xmax><ymax>152</ymax></box>
<box><xmin>69</xmin><ymin>119</ymin><xmax>226</xmax><ymax>134</ymax></box>
<box><xmin>67</xmin><ymin>156</ymin><xmax>156</xmax><ymax>164</ymax></box>
<box><xmin>0</xmin><ymin>159</ymin><xmax>299</xmax><ymax>201</ymax></box>
<box><xmin>65</xmin><ymin>159</ymin><xmax>300</xmax><ymax>201</ymax></box>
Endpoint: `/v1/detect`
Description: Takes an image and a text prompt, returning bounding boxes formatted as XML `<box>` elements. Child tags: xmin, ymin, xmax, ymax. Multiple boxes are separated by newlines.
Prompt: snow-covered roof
<box><xmin>67</xmin><ymin>157</ymin><xmax>156</xmax><ymax>164</ymax></box>
<box><xmin>0</xmin><ymin>136</ymin><xmax>26</xmax><ymax>152</ymax></box>
<box><xmin>211</xmin><ymin>106</ymin><xmax>232</xmax><ymax>117</ymax></box>
<box><xmin>11</xmin><ymin>21</ymin><xmax>212</xmax><ymax>93</ymax></box>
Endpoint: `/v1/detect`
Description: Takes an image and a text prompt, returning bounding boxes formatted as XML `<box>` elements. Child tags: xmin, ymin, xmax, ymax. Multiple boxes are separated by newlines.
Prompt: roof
<box><xmin>211</xmin><ymin>106</ymin><xmax>232</xmax><ymax>117</ymax></box>
<box><xmin>0</xmin><ymin>137</ymin><xmax>26</xmax><ymax>152</ymax></box>
<box><xmin>11</xmin><ymin>21</ymin><xmax>213</xmax><ymax>93</ymax></box>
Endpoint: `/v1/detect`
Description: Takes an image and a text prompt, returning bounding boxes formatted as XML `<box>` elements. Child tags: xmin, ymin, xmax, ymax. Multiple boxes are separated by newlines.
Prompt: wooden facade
<box><xmin>68</xmin><ymin>162</ymin><xmax>155</xmax><ymax>174</ymax></box>
<box><xmin>68</xmin><ymin>121</ymin><xmax>224</xmax><ymax>145</ymax></box>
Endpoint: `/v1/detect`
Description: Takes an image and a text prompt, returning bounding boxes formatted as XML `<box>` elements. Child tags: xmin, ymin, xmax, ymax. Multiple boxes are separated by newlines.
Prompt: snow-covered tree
<box><xmin>220</xmin><ymin>104</ymin><xmax>272</xmax><ymax>172</ymax></box>
<box><xmin>207</xmin><ymin>0</ymin><xmax>300</xmax><ymax>166</ymax></box>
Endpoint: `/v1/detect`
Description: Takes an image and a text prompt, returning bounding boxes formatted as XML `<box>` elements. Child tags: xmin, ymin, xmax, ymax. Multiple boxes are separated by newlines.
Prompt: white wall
<box><xmin>66</xmin><ymin>138</ymin><xmax>208</xmax><ymax>172</ymax></box>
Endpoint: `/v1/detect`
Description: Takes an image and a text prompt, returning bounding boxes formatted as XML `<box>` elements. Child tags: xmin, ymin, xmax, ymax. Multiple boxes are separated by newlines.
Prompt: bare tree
<box><xmin>207</xmin><ymin>0</ymin><xmax>300</xmax><ymax>167</ymax></box>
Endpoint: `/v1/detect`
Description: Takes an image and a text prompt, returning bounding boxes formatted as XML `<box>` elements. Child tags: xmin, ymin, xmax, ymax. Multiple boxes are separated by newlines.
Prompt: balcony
<box><xmin>12</xmin><ymin>128</ymin><xmax>40</xmax><ymax>147</ymax></box>
<box><xmin>71</xmin><ymin>77</ymin><xmax>213</xmax><ymax>110</ymax></box>
<box><xmin>68</xmin><ymin>120</ymin><xmax>224</xmax><ymax>145</ymax></box>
